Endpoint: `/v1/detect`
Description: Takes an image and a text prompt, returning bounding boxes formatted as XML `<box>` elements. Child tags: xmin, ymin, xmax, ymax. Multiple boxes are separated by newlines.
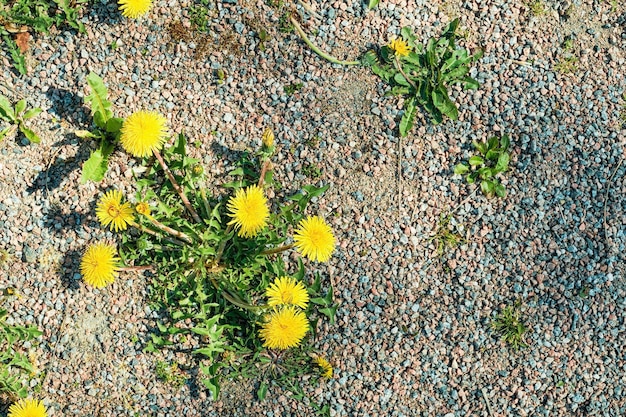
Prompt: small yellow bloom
<box><xmin>259</xmin><ymin>307</ymin><xmax>309</xmax><ymax>350</ymax></box>
<box><xmin>262</xmin><ymin>127</ymin><xmax>274</xmax><ymax>148</ymax></box>
<box><xmin>118</xmin><ymin>0</ymin><xmax>153</xmax><ymax>18</ymax></box>
<box><xmin>120</xmin><ymin>110</ymin><xmax>168</xmax><ymax>157</ymax></box>
<box><xmin>266</xmin><ymin>276</ymin><xmax>309</xmax><ymax>309</ymax></box>
<box><xmin>135</xmin><ymin>202</ymin><xmax>151</xmax><ymax>217</ymax></box>
<box><xmin>293</xmin><ymin>216</ymin><xmax>336</xmax><ymax>262</ymax></box>
<box><xmin>227</xmin><ymin>185</ymin><xmax>270</xmax><ymax>238</ymax></box>
<box><xmin>96</xmin><ymin>190</ymin><xmax>134</xmax><ymax>232</ymax></box>
<box><xmin>80</xmin><ymin>242</ymin><xmax>120</xmax><ymax>289</ymax></box>
<box><xmin>314</xmin><ymin>356</ymin><xmax>333</xmax><ymax>379</ymax></box>
<box><xmin>8</xmin><ymin>398</ymin><xmax>47</xmax><ymax>417</ymax></box>
<box><xmin>388</xmin><ymin>38</ymin><xmax>411</xmax><ymax>57</ymax></box>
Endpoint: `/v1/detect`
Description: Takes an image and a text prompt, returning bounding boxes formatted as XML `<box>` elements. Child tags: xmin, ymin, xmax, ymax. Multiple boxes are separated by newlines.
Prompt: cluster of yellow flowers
<box><xmin>258</xmin><ymin>277</ymin><xmax>333</xmax><ymax>378</ymax></box>
<box><xmin>259</xmin><ymin>277</ymin><xmax>310</xmax><ymax>350</ymax></box>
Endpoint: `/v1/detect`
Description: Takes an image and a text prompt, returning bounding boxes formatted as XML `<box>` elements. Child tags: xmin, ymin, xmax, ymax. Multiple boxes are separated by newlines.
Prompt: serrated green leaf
<box><xmin>0</xmin><ymin>126</ymin><xmax>14</xmax><ymax>141</ymax></box>
<box><xmin>80</xmin><ymin>142</ymin><xmax>114</xmax><ymax>183</ymax></box>
<box><xmin>368</xmin><ymin>0</ymin><xmax>380</xmax><ymax>9</ymax></box>
<box><xmin>481</xmin><ymin>180</ymin><xmax>495</xmax><ymax>197</ymax></box>
<box><xmin>478</xmin><ymin>167</ymin><xmax>493</xmax><ymax>180</ymax></box>
<box><xmin>319</xmin><ymin>305</ymin><xmax>338</xmax><ymax>325</ymax></box>
<box><xmin>2</xmin><ymin>33</ymin><xmax>27</xmax><ymax>75</ymax></box>
<box><xmin>19</xmin><ymin>126</ymin><xmax>40</xmax><ymax>144</ymax></box>
<box><xmin>461</xmin><ymin>77</ymin><xmax>480</xmax><ymax>90</ymax></box>
<box><xmin>105</xmin><ymin>117</ymin><xmax>123</xmax><ymax>133</ymax></box>
<box><xmin>85</xmin><ymin>72</ymin><xmax>113</xmax><ymax>129</ymax></box>
<box><xmin>394</xmin><ymin>72</ymin><xmax>411</xmax><ymax>87</ymax></box>
<box><xmin>468</xmin><ymin>156</ymin><xmax>484</xmax><ymax>166</ymax></box>
<box><xmin>454</xmin><ymin>163</ymin><xmax>469</xmax><ymax>175</ymax></box>
<box><xmin>432</xmin><ymin>87</ymin><xmax>458</xmax><ymax>120</ymax></box>
<box><xmin>360</xmin><ymin>50</ymin><xmax>379</xmax><ymax>67</ymax></box>
<box><xmin>257</xmin><ymin>381</ymin><xmax>268</xmax><ymax>400</ymax></box>
<box><xmin>399</xmin><ymin>97</ymin><xmax>417</xmax><ymax>137</ymax></box>
<box><xmin>500</xmin><ymin>134</ymin><xmax>510</xmax><ymax>150</ymax></box>
<box><xmin>495</xmin><ymin>152</ymin><xmax>510</xmax><ymax>172</ymax></box>
<box><xmin>0</xmin><ymin>95</ymin><xmax>16</xmax><ymax>123</ymax></box>
<box><xmin>75</xmin><ymin>130</ymin><xmax>98</xmax><ymax>139</ymax></box>
<box><xmin>485</xmin><ymin>149</ymin><xmax>500</xmax><ymax>161</ymax></box>
<box><xmin>22</xmin><ymin>108</ymin><xmax>42</xmax><ymax>120</ymax></box>
<box><xmin>495</xmin><ymin>183</ymin><xmax>507</xmax><ymax>198</ymax></box>
<box><xmin>14</xmin><ymin>99</ymin><xmax>26</xmax><ymax>117</ymax></box>
<box><xmin>472</xmin><ymin>140</ymin><xmax>487</xmax><ymax>155</ymax></box>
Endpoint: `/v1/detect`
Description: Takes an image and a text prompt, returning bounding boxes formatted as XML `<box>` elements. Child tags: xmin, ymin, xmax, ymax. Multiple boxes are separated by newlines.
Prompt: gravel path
<box><xmin>1</xmin><ymin>0</ymin><xmax>625</xmax><ymax>415</ymax></box>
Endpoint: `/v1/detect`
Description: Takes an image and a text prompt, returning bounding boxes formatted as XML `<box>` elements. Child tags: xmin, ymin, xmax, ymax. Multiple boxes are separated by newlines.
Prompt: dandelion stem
<box><xmin>257</xmin><ymin>159</ymin><xmax>272</xmax><ymax>188</ymax></box>
<box><xmin>261</xmin><ymin>243</ymin><xmax>295</xmax><ymax>256</ymax></box>
<box><xmin>394</xmin><ymin>55</ymin><xmax>417</xmax><ymax>90</ymax></box>
<box><xmin>290</xmin><ymin>16</ymin><xmax>359</xmax><ymax>66</ymax></box>
<box><xmin>130</xmin><ymin>221</ymin><xmax>188</xmax><ymax>246</ymax></box>
<box><xmin>153</xmin><ymin>149</ymin><xmax>203</xmax><ymax>224</ymax></box>
<box><xmin>149</xmin><ymin>218</ymin><xmax>193</xmax><ymax>244</ymax></box>
<box><xmin>119</xmin><ymin>265</ymin><xmax>153</xmax><ymax>272</ymax></box>
<box><xmin>207</xmin><ymin>275</ymin><xmax>265</xmax><ymax>311</ymax></box>
<box><xmin>213</xmin><ymin>224</ymin><xmax>233</xmax><ymax>266</ymax></box>
<box><xmin>199</xmin><ymin>186</ymin><xmax>212</xmax><ymax>221</ymax></box>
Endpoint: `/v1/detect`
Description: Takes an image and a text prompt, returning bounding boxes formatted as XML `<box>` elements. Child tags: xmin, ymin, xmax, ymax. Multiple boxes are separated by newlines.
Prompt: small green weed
<box><xmin>0</xmin><ymin>95</ymin><xmax>42</xmax><ymax>144</ymax></box>
<box><xmin>110</xmin><ymin>40</ymin><xmax>118</xmax><ymax>50</ymax></box>
<box><xmin>256</xmin><ymin>28</ymin><xmax>270</xmax><ymax>51</ymax></box>
<box><xmin>155</xmin><ymin>361</ymin><xmax>186</xmax><ymax>389</ymax></box>
<box><xmin>429</xmin><ymin>214</ymin><xmax>464</xmax><ymax>256</ymax></box>
<box><xmin>0</xmin><ymin>0</ymin><xmax>86</xmax><ymax>74</ymax></box>
<box><xmin>525</xmin><ymin>0</ymin><xmax>547</xmax><ymax>16</ymax></box>
<box><xmin>278</xmin><ymin>12</ymin><xmax>295</xmax><ymax>33</ymax></box>
<box><xmin>491</xmin><ymin>301</ymin><xmax>528</xmax><ymax>350</ymax></box>
<box><xmin>578</xmin><ymin>286</ymin><xmax>590</xmax><ymax>299</ymax></box>
<box><xmin>302</xmin><ymin>162</ymin><xmax>322</xmax><ymax>179</ymax></box>
<box><xmin>74</xmin><ymin>72</ymin><xmax>122</xmax><ymax>183</ymax></box>
<box><xmin>189</xmin><ymin>0</ymin><xmax>212</xmax><ymax>33</ymax></box>
<box><xmin>553</xmin><ymin>38</ymin><xmax>578</xmax><ymax>74</ymax></box>
<box><xmin>620</xmin><ymin>93</ymin><xmax>626</xmax><ymax>123</ymax></box>
<box><xmin>0</xmin><ymin>307</ymin><xmax>42</xmax><ymax>399</ymax></box>
<box><xmin>284</xmin><ymin>82</ymin><xmax>304</xmax><ymax>96</ymax></box>
<box><xmin>454</xmin><ymin>134</ymin><xmax>511</xmax><ymax>198</ymax></box>
<box><xmin>363</xmin><ymin>18</ymin><xmax>482</xmax><ymax>136</ymax></box>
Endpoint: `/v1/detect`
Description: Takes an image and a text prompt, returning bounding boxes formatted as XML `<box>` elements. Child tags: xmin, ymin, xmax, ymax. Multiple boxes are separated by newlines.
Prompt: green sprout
<box><xmin>491</xmin><ymin>301</ymin><xmax>528</xmax><ymax>350</ymax></box>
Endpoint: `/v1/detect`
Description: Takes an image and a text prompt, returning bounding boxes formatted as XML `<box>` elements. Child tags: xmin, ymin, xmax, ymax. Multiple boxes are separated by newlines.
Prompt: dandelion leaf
<box><xmin>81</xmin><ymin>141</ymin><xmax>114</xmax><ymax>183</ymax></box>
<box><xmin>85</xmin><ymin>72</ymin><xmax>113</xmax><ymax>129</ymax></box>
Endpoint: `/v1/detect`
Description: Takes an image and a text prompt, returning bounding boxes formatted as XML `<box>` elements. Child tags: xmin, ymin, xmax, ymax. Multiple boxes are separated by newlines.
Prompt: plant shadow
<box><xmin>59</xmin><ymin>248</ymin><xmax>83</xmax><ymax>290</ymax></box>
<box><xmin>45</xmin><ymin>87</ymin><xmax>91</xmax><ymax>127</ymax></box>
<box><xmin>86</xmin><ymin>0</ymin><xmax>125</xmax><ymax>26</ymax></box>
<box><xmin>27</xmin><ymin>132</ymin><xmax>93</xmax><ymax>194</ymax></box>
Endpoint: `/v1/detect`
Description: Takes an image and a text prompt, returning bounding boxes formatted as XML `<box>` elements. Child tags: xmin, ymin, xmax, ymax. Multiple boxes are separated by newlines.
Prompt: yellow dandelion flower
<box><xmin>8</xmin><ymin>398</ymin><xmax>47</xmax><ymax>417</ymax></box>
<box><xmin>227</xmin><ymin>185</ymin><xmax>270</xmax><ymax>238</ymax></box>
<box><xmin>266</xmin><ymin>276</ymin><xmax>309</xmax><ymax>309</ymax></box>
<box><xmin>135</xmin><ymin>202</ymin><xmax>151</xmax><ymax>217</ymax></box>
<box><xmin>314</xmin><ymin>357</ymin><xmax>333</xmax><ymax>379</ymax></box>
<box><xmin>262</xmin><ymin>127</ymin><xmax>274</xmax><ymax>148</ymax></box>
<box><xmin>80</xmin><ymin>243</ymin><xmax>120</xmax><ymax>289</ymax></box>
<box><xmin>120</xmin><ymin>110</ymin><xmax>168</xmax><ymax>157</ymax></box>
<box><xmin>259</xmin><ymin>307</ymin><xmax>309</xmax><ymax>350</ymax></box>
<box><xmin>96</xmin><ymin>190</ymin><xmax>134</xmax><ymax>232</ymax></box>
<box><xmin>293</xmin><ymin>216</ymin><xmax>336</xmax><ymax>262</ymax></box>
<box><xmin>388</xmin><ymin>38</ymin><xmax>411</xmax><ymax>57</ymax></box>
<box><xmin>118</xmin><ymin>0</ymin><xmax>153</xmax><ymax>19</ymax></box>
